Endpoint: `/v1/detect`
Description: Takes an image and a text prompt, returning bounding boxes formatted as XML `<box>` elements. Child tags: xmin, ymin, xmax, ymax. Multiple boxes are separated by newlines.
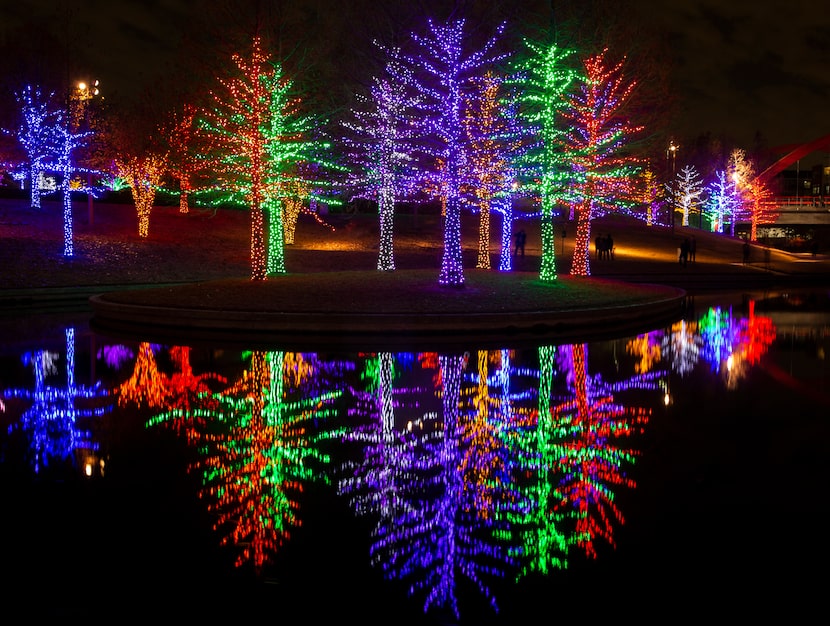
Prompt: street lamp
<box><xmin>71</xmin><ymin>79</ymin><xmax>100</xmax><ymax>224</ymax></box>
<box><xmin>667</xmin><ymin>140</ymin><xmax>678</xmax><ymax>175</ymax></box>
<box><xmin>667</xmin><ymin>140</ymin><xmax>679</xmax><ymax>230</ymax></box>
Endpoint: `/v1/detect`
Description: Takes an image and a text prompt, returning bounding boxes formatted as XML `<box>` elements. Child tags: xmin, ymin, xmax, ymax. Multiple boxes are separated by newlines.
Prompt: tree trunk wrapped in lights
<box><xmin>3</xmin><ymin>85</ymin><xmax>61</xmax><ymax>211</ymax></box>
<box><xmin>341</xmin><ymin>48</ymin><xmax>423</xmax><ymax>272</ymax></box>
<box><xmin>198</xmin><ymin>37</ymin><xmax>339</xmax><ymax>280</ymax></box>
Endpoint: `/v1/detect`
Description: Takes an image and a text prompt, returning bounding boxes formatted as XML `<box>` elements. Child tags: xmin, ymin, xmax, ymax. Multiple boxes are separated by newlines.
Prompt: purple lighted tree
<box><xmin>342</xmin><ymin>48</ymin><xmax>422</xmax><ymax>271</ymax></box>
<box><xmin>390</xmin><ymin>18</ymin><xmax>507</xmax><ymax>286</ymax></box>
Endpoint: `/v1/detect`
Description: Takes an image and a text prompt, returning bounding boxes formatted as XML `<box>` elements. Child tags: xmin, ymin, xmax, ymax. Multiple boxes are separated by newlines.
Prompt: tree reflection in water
<box><xmin>1</xmin><ymin>293</ymin><xmax>823</xmax><ymax>622</ymax></box>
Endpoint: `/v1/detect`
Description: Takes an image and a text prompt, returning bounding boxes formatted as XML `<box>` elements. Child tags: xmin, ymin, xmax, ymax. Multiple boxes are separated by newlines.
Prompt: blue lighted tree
<box><xmin>3</xmin><ymin>328</ymin><xmax>109</xmax><ymax>475</ymax></box>
<box><xmin>704</xmin><ymin>170</ymin><xmax>739</xmax><ymax>234</ymax></box>
<box><xmin>2</xmin><ymin>85</ymin><xmax>61</xmax><ymax>210</ymax></box>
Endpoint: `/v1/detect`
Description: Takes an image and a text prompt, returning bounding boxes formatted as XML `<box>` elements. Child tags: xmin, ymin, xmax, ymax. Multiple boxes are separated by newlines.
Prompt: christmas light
<box><xmin>507</xmin><ymin>40</ymin><xmax>578</xmax><ymax>281</ymax></box>
<box><xmin>704</xmin><ymin>170</ymin><xmax>739</xmax><ymax>234</ymax></box>
<box><xmin>2</xmin><ymin>85</ymin><xmax>59</xmax><ymax>211</ymax></box>
<box><xmin>114</xmin><ymin>154</ymin><xmax>168</xmax><ymax>238</ymax></box>
<box><xmin>668</xmin><ymin>164</ymin><xmax>706</xmax><ymax>227</ymax></box>
<box><xmin>392</xmin><ymin>18</ymin><xmax>507</xmax><ymax>286</ymax></box>
<box><xmin>3</xmin><ymin>327</ymin><xmax>108</xmax><ymax>475</ymax></box>
<box><xmin>342</xmin><ymin>48</ymin><xmax>422</xmax><ymax>271</ymax></box>
<box><xmin>561</xmin><ymin>49</ymin><xmax>644</xmax><ymax>276</ymax></box>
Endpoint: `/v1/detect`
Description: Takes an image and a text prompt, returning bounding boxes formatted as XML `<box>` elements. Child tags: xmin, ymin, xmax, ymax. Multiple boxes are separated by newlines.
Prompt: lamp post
<box><xmin>72</xmin><ymin>80</ymin><xmax>99</xmax><ymax>225</ymax></box>
<box><xmin>667</xmin><ymin>140</ymin><xmax>678</xmax><ymax>231</ymax></box>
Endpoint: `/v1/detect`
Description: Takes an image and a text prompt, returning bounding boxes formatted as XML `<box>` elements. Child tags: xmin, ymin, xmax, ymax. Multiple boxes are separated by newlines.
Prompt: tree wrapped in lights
<box><xmin>506</xmin><ymin>40</ymin><xmax>578</xmax><ymax>281</ymax></box>
<box><xmin>745</xmin><ymin>179</ymin><xmax>775</xmax><ymax>243</ymax></box>
<box><xmin>667</xmin><ymin>164</ymin><xmax>706</xmax><ymax>228</ymax></box>
<box><xmin>728</xmin><ymin>150</ymin><xmax>777</xmax><ymax>241</ymax></box>
<box><xmin>703</xmin><ymin>170</ymin><xmax>739</xmax><ymax>234</ymax></box>
<box><xmin>551</xmin><ymin>342</ymin><xmax>658</xmax><ymax>558</ymax></box>
<box><xmin>114</xmin><ymin>342</ymin><xmax>169</xmax><ymax>409</ymax></box>
<box><xmin>365</xmin><ymin>352</ymin><xmax>514</xmax><ymax>619</ymax></box>
<box><xmin>462</xmin><ymin>71</ymin><xmax>518</xmax><ymax>270</ymax></box>
<box><xmin>661</xmin><ymin>319</ymin><xmax>702</xmax><ymax>377</ymax></box>
<box><xmin>504</xmin><ymin>344</ymin><xmax>570</xmax><ymax>577</ymax></box>
<box><xmin>640</xmin><ymin>164</ymin><xmax>662</xmax><ymax>227</ymax></box>
<box><xmin>342</xmin><ymin>48</ymin><xmax>422</xmax><ymax>271</ymax></box>
<box><xmin>149</xmin><ymin>350</ymin><xmax>343</xmax><ymax>573</ymax></box>
<box><xmin>197</xmin><ymin>36</ymin><xmax>271</xmax><ymax>279</ymax></box>
<box><xmin>114</xmin><ymin>153</ymin><xmax>168</xmax><ymax>238</ymax></box>
<box><xmin>261</xmin><ymin>65</ymin><xmax>342</xmax><ymax>276</ymax></box>
<box><xmin>561</xmin><ymin>49</ymin><xmax>644</xmax><ymax>276</ymax></box>
<box><xmin>1</xmin><ymin>85</ymin><xmax>60</xmax><ymax>210</ymax></box>
<box><xmin>3</xmin><ymin>328</ymin><xmax>108</xmax><ymax>475</ymax></box>
<box><xmin>391</xmin><ymin>18</ymin><xmax>507</xmax><ymax>286</ymax></box>
<box><xmin>198</xmin><ymin>37</ymin><xmax>338</xmax><ymax>278</ymax></box>
<box><xmin>164</xmin><ymin>103</ymin><xmax>198</xmax><ymax>214</ymax></box>
<box><xmin>53</xmin><ymin>120</ymin><xmax>95</xmax><ymax>256</ymax></box>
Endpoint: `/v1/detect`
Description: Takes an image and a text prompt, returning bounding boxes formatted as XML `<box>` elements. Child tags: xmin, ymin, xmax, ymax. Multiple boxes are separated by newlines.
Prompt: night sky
<box><xmin>1</xmin><ymin>0</ymin><xmax>827</xmax><ymax>160</ymax></box>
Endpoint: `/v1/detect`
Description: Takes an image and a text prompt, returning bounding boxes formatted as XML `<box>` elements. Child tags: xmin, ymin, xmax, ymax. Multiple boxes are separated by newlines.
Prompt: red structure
<box><xmin>755</xmin><ymin>133</ymin><xmax>830</xmax><ymax>184</ymax></box>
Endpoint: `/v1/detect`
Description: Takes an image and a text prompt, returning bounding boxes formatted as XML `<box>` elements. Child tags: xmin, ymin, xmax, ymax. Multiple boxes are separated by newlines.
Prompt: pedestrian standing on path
<box><xmin>514</xmin><ymin>229</ymin><xmax>526</xmax><ymax>257</ymax></box>
<box><xmin>679</xmin><ymin>237</ymin><xmax>689</xmax><ymax>266</ymax></box>
<box><xmin>689</xmin><ymin>236</ymin><xmax>696</xmax><ymax>262</ymax></box>
<box><xmin>742</xmin><ymin>238</ymin><xmax>750</xmax><ymax>264</ymax></box>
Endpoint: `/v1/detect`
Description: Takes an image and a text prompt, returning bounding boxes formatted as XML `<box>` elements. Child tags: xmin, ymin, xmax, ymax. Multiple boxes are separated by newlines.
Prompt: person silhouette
<box><xmin>679</xmin><ymin>237</ymin><xmax>689</xmax><ymax>266</ymax></box>
<box><xmin>514</xmin><ymin>229</ymin><xmax>526</xmax><ymax>257</ymax></box>
<box><xmin>689</xmin><ymin>236</ymin><xmax>696</xmax><ymax>262</ymax></box>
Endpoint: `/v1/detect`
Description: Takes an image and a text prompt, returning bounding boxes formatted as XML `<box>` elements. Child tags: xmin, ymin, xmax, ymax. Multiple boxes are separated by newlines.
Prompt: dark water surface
<box><xmin>1</xmin><ymin>288</ymin><xmax>828</xmax><ymax>623</ymax></box>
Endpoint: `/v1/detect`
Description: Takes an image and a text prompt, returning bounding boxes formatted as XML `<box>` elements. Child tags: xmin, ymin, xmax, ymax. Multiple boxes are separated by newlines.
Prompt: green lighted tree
<box><xmin>198</xmin><ymin>36</ymin><xmax>338</xmax><ymax>278</ymax></box>
<box><xmin>506</xmin><ymin>40</ymin><xmax>578</xmax><ymax>282</ymax></box>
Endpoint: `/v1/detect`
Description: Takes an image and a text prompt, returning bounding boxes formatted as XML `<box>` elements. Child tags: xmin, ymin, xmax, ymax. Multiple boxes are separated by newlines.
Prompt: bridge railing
<box><xmin>768</xmin><ymin>196</ymin><xmax>829</xmax><ymax>210</ymax></box>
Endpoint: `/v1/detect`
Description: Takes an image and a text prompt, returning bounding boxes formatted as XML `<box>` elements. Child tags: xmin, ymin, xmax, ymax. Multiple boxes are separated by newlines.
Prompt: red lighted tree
<box><xmin>164</xmin><ymin>103</ymin><xmax>199</xmax><ymax>214</ymax></box>
<box><xmin>561</xmin><ymin>49</ymin><xmax>644</xmax><ymax>276</ymax></box>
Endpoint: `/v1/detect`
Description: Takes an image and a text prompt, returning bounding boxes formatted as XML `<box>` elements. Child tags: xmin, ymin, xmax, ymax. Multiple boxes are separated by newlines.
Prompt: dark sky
<box><xmin>2</xmin><ymin>0</ymin><xmax>828</xmax><ymax>162</ymax></box>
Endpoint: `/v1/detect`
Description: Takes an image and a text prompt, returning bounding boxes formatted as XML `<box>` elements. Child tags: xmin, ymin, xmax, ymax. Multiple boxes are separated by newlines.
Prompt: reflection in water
<box><xmin>1</xmin><ymin>293</ymin><xmax>827</xmax><ymax>621</ymax></box>
<box><xmin>148</xmin><ymin>350</ymin><xmax>345</xmax><ymax>573</ymax></box>
<box><xmin>4</xmin><ymin>327</ymin><xmax>108</xmax><ymax>475</ymax></box>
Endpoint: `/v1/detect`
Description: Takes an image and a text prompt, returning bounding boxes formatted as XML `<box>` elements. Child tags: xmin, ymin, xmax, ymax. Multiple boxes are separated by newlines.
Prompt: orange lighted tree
<box><xmin>463</xmin><ymin>72</ymin><xmax>511</xmax><ymax>270</ymax></box>
<box><xmin>114</xmin><ymin>153</ymin><xmax>168</xmax><ymax>238</ymax></box>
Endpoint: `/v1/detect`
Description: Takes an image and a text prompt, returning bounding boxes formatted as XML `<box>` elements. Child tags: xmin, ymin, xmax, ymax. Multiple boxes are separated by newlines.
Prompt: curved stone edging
<box><xmin>88</xmin><ymin>284</ymin><xmax>688</xmax><ymax>349</ymax></box>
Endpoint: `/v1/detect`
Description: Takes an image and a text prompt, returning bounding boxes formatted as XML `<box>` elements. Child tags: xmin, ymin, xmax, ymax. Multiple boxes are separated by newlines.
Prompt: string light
<box><xmin>394</xmin><ymin>18</ymin><xmax>507</xmax><ymax>286</ymax></box>
<box><xmin>561</xmin><ymin>49</ymin><xmax>644</xmax><ymax>277</ymax></box>
<box><xmin>507</xmin><ymin>40</ymin><xmax>578</xmax><ymax>282</ymax></box>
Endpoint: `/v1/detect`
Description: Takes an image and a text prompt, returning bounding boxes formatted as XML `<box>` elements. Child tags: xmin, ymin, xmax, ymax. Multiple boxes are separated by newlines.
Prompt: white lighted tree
<box><xmin>704</xmin><ymin>170</ymin><xmax>739</xmax><ymax>234</ymax></box>
<box><xmin>668</xmin><ymin>164</ymin><xmax>706</xmax><ymax>228</ymax></box>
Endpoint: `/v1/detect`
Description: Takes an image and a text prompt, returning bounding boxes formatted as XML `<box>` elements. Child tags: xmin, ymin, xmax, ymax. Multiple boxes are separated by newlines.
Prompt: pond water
<box><xmin>1</xmin><ymin>288</ymin><xmax>828</xmax><ymax>623</ymax></box>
